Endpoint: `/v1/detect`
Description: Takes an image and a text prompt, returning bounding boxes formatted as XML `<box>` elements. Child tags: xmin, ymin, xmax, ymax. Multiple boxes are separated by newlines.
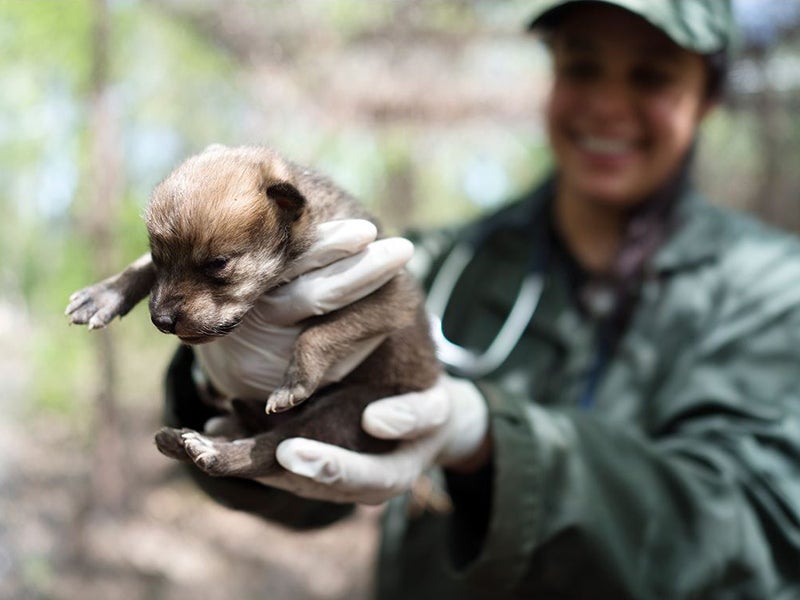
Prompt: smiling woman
<box><xmin>548</xmin><ymin>9</ymin><xmax>710</xmax><ymax>202</ymax></box>
<box><xmin>544</xmin><ymin>3</ymin><xmax>716</xmax><ymax>271</ymax></box>
<box><xmin>161</xmin><ymin>1</ymin><xmax>800</xmax><ymax>598</ymax></box>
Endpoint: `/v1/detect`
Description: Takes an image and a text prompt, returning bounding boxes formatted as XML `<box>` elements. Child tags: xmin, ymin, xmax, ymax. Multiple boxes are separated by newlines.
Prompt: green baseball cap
<box><xmin>528</xmin><ymin>0</ymin><xmax>734</xmax><ymax>54</ymax></box>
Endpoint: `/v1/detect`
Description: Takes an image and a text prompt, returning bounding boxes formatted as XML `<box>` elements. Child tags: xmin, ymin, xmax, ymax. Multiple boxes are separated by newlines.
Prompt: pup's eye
<box><xmin>202</xmin><ymin>256</ymin><xmax>231</xmax><ymax>282</ymax></box>
<box><xmin>206</xmin><ymin>256</ymin><xmax>229</xmax><ymax>271</ymax></box>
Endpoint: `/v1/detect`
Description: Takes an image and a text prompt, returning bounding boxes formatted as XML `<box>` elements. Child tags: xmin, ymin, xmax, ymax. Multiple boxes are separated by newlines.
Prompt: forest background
<box><xmin>2</xmin><ymin>1</ymin><xmax>799</xmax><ymax>599</ymax></box>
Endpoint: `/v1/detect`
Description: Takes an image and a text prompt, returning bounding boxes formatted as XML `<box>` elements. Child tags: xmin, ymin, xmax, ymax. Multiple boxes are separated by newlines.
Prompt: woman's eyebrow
<box><xmin>635</xmin><ymin>41</ymin><xmax>685</xmax><ymax>62</ymax></box>
<box><xmin>559</xmin><ymin>35</ymin><xmax>596</xmax><ymax>53</ymax></box>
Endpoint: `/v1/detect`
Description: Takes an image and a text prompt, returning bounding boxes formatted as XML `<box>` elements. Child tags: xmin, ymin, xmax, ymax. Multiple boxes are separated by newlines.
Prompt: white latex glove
<box><xmin>251</xmin><ymin>375</ymin><xmax>490</xmax><ymax>505</ymax></box>
<box><xmin>194</xmin><ymin>219</ymin><xmax>414</xmax><ymax>400</ymax></box>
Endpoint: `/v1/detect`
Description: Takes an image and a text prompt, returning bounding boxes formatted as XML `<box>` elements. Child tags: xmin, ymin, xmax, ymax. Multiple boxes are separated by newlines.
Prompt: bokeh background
<box><xmin>2</xmin><ymin>1</ymin><xmax>799</xmax><ymax>598</ymax></box>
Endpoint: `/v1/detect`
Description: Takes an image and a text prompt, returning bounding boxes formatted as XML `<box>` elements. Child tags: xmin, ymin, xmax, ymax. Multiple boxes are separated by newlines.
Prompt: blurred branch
<box><xmin>727</xmin><ymin>15</ymin><xmax>800</xmax><ymax>229</ymax></box>
<box><xmin>90</xmin><ymin>0</ymin><xmax>126</xmax><ymax>511</ymax></box>
<box><xmin>149</xmin><ymin>0</ymin><xmax>543</xmax><ymax>126</ymax></box>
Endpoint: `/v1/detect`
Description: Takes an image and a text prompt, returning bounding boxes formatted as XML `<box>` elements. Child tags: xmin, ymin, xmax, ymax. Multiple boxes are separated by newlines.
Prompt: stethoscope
<box><xmin>426</xmin><ymin>241</ymin><xmax>544</xmax><ymax>379</ymax></box>
<box><xmin>424</xmin><ymin>189</ymin><xmax>554</xmax><ymax>379</ymax></box>
<box><xmin>424</xmin><ymin>187</ymin><xmax>613</xmax><ymax>409</ymax></box>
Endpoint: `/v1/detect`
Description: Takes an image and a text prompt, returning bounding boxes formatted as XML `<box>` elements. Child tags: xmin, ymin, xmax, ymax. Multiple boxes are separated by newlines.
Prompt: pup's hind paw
<box><xmin>265</xmin><ymin>384</ymin><xmax>310</xmax><ymax>414</ymax></box>
<box><xmin>181</xmin><ymin>432</ymin><xmax>260</xmax><ymax>477</ymax></box>
<box><xmin>154</xmin><ymin>427</ymin><xmax>191</xmax><ymax>461</ymax></box>
<box><xmin>181</xmin><ymin>431</ymin><xmax>222</xmax><ymax>473</ymax></box>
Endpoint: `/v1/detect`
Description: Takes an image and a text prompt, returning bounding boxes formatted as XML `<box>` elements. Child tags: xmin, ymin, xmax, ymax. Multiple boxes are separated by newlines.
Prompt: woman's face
<box><xmin>545</xmin><ymin>5</ymin><xmax>713</xmax><ymax>208</ymax></box>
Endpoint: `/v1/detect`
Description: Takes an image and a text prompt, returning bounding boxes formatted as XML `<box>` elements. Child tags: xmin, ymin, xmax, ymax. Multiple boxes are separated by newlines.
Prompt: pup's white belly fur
<box><xmin>195</xmin><ymin>293</ymin><xmax>383</xmax><ymax>401</ymax></box>
<box><xmin>194</xmin><ymin>294</ymin><xmax>299</xmax><ymax>401</ymax></box>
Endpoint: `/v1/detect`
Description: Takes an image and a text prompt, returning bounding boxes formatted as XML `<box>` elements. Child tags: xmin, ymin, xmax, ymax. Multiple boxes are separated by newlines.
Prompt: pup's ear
<box><xmin>266</xmin><ymin>182</ymin><xmax>306</xmax><ymax>221</ymax></box>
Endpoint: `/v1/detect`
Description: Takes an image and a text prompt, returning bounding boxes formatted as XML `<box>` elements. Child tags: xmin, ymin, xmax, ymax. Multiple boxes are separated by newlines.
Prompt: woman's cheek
<box><xmin>545</xmin><ymin>88</ymin><xmax>580</xmax><ymax>157</ymax></box>
<box><xmin>646</xmin><ymin>93</ymin><xmax>703</xmax><ymax>159</ymax></box>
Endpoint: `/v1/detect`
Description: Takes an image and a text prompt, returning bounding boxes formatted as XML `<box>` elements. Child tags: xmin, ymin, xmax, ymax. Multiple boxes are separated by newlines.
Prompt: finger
<box><xmin>280</xmin><ymin>219</ymin><xmax>378</xmax><ymax>281</ymax></box>
<box><xmin>275</xmin><ymin>437</ymin><xmax>434</xmax><ymax>504</ymax></box>
<box><xmin>291</xmin><ymin>237</ymin><xmax>414</xmax><ymax>311</ymax></box>
<box><xmin>361</xmin><ymin>382</ymin><xmax>450</xmax><ymax>440</ymax></box>
<box><xmin>261</xmin><ymin>237</ymin><xmax>414</xmax><ymax>326</ymax></box>
<box><xmin>254</xmin><ymin>470</ymin><xmax>369</xmax><ymax>504</ymax></box>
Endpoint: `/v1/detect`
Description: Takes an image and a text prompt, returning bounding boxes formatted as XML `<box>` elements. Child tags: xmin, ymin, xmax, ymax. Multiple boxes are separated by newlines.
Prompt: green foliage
<box><xmin>0</xmin><ymin>0</ymin><xmax>93</xmax><ymax>91</ymax></box>
<box><xmin>0</xmin><ymin>0</ymin><xmax>252</xmax><ymax>416</ymax></box>
<box><xmin>117</xmin><ymin>2</ymin><xmax>246</xmax><ymax>146</ymax></box>
<box><xmin>30</xmin><ymin>322</ymin><xmax>94</xmax><ymax>415</ymax></box>
<box><xmin>316</xmin><ymin>0</ymin><xmax>394</xmax><ymax>39</ymax></box>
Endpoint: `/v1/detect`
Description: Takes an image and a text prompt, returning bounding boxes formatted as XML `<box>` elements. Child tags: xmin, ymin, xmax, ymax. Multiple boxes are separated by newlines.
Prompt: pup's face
<box><xmin>144</xmin><ymin>146</ymin><xmax>311</xmax><ymax>344</ymax></box>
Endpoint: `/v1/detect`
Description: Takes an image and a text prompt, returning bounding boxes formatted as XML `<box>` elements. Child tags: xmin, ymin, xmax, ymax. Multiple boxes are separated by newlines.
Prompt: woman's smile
<box><xmin>571</xmin><ymin>131</ymin><xmax>643</xmax><ymax>167</ymax></box>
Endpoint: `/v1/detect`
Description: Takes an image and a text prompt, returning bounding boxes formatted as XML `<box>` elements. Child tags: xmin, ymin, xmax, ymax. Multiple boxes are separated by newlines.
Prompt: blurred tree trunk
<box><xmin>382</xmin><ymin>156</ymin><xmax>417</xmax><ymax>233</ymax></box>
<box><xmin>85</xmin><ymin>0</ymin><xmax>125</xmax><ymax>513</ymax></box>
<box><xmin>67</xmin><ymin>0</ymin><xmax>125</xmax><ymax>566</ymax></box>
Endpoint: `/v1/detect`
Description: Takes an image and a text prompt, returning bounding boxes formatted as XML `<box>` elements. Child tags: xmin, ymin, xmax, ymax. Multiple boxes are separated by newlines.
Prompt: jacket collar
<box><xmin>650</xmin><ymin>191</ymin><xmax>727</xmax><ymax>273</ymax></box>
<box><xmin>517</xmin><ymin>176</ymin><xmax>726</xmax><ymax>275</ymax></box>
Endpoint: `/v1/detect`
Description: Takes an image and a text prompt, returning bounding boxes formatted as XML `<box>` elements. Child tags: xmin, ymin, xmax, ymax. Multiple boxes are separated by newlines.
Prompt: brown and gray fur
<box><xmin>67</xmin><ymin>145</ymin><xmax>440</xmax><ymax>478</ymax></box>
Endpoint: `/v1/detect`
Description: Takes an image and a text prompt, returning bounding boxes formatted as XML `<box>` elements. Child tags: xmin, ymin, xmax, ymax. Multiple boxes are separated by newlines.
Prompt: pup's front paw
<box><xmin>66</xmin><ymin>281</ymin><xmax>128</xmax><ymax>329</ymax></box>
<box><xmin>265</xmin><ymin>384</ymin><xmax>310</xmax><ymax>414</ymax></box>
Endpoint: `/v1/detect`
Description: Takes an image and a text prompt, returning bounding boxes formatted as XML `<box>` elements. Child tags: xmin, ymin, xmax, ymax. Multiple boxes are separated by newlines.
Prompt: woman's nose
<box><xmin>585</xmin><ymin>79</ymin><xmax>634</xmax><ymax>119</ymax></box>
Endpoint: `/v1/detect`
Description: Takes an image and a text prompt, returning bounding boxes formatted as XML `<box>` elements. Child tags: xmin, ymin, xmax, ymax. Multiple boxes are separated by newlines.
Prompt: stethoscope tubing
<box><xmin>426</xmin><ymin>241</ymin><xmax>543</xmax><ymax>378</ymax></box>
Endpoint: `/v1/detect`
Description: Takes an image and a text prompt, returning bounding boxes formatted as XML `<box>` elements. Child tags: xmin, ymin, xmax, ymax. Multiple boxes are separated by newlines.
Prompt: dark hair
<box><xmin>538</xmin><ymin>31</ymin><xmax>729</xmax><ymax>102</ymax></box>
<box><xmin>703</xmin><ymin>50</ymin><xmax>729</xmax><ymax>101</ymax></box>
<box><xmin>533</xmin><ymin>4</ymin><xmax>730</xmax><ymax>101</ymax></box>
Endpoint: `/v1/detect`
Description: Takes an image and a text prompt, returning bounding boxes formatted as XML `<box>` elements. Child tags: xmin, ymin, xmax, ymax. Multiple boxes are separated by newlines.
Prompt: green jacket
<box><xmin>164</xmin><ymin>181</ymin><xmax>800</xmax><ymax>599</ymax></box>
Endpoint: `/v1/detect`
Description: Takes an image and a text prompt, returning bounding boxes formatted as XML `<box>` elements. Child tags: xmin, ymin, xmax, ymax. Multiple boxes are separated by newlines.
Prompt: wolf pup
<box><xmin>67</xmin><ymin>145</ymin><xmax>440</xmax><ymax>478</ymax></box>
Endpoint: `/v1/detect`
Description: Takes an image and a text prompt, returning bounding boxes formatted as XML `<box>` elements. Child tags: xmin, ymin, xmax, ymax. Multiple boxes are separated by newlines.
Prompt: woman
<box><xmin>165</xmin><ymin>1</ymin><xmax>800</xmax><ymax>597</ymax></box>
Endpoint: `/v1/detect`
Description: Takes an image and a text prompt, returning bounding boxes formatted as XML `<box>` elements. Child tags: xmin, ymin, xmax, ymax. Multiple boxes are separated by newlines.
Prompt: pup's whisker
<box><xmin>209</xmin><ymin>319</ymin><xmax>242</xmax><ymax>336</ymax></box>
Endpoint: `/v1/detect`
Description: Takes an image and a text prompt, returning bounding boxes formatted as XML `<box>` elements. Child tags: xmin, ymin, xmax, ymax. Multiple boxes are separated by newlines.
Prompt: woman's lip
<box><xmin>571</xmin><ymin>134</ymin><xmax>642</xmax><ymax>165</ymax></box>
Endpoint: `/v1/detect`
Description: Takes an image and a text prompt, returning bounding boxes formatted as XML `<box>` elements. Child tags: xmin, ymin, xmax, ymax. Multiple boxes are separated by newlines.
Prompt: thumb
<box><xmin>361</xmin><ymin>384</ymin><xmax>450</xmax><ymax>440</ymax></box>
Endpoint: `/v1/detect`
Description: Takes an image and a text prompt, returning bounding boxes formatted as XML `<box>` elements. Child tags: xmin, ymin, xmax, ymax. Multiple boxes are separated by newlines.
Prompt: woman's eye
<box><xmin>559</xmin><ymin>61</ymin><xmax>599</xmax><ymax>83</ymax></box>
<box><xmin>632</xmin><ymin>68</ymin><xmax>672</xmax><ymax>90</ymax></box>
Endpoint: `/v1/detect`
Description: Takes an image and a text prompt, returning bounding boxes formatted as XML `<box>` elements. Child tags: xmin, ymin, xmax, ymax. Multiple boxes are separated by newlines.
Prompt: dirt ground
<box><xmin>0</xmin><ymin>408</ymin><xmax>382</xmax><ymax>600</ymax></box>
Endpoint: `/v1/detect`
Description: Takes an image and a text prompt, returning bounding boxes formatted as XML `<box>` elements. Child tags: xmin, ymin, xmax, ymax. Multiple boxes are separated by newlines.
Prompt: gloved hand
<box><xmin>195</xmin><ymin>219</ymin><xmax>414</xmax><ymax>399</ymax></box>
<box><xmin>249</xmin><ymin>374</ymin><xmax>491</xmax><ymax>505</ymax></box>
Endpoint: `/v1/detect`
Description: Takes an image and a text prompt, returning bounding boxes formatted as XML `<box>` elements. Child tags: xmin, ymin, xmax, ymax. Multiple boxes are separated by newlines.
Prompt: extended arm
<box><xmin>269</xmin><ymin>236</ymin><xmax>800</xmax><ymax>597</ymax></box>
<box><xmin>272</xmin><ymin>308</ymin><xmax>800</xmax><ymax>597</ymax></box>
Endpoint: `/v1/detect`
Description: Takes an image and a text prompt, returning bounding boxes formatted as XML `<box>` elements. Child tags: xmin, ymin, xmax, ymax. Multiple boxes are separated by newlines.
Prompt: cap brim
<box><xmin>526</xmin><ymin>0</ymin><xmax>730</xmax><ymax>54</ymax></box>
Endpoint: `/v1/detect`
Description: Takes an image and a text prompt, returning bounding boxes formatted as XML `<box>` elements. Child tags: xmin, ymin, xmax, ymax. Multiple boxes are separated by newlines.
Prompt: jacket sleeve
<box><xmin>163</xmin><ymin>345</ymin><xmax>354</xmax><ymax>530</ymax></box>
<box><xmin>446</xmin><ymin>245</ymin><xmax>800</xmax><ymax>597</ymax></box>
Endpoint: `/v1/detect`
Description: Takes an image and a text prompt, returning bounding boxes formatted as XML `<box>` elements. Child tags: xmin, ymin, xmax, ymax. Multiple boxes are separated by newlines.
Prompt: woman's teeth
<box><xmin>579</xmin><ymin>136</ymin><xmax>634</xmax><ymax>155</ymax></box>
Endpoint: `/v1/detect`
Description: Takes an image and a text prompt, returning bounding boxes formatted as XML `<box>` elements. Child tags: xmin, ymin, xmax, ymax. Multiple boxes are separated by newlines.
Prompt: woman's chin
<box><xmin>570</xmin><ymin>177</ymin><xmax>650</xmax><ymax>210</ymax></box>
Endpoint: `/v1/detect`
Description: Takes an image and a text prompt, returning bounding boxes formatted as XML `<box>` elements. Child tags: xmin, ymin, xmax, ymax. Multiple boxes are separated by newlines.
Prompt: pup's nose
<box><xmin>151</xmin><ymin>312</ymin><xmax>177</xmax><ymax>334</ymax></box>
